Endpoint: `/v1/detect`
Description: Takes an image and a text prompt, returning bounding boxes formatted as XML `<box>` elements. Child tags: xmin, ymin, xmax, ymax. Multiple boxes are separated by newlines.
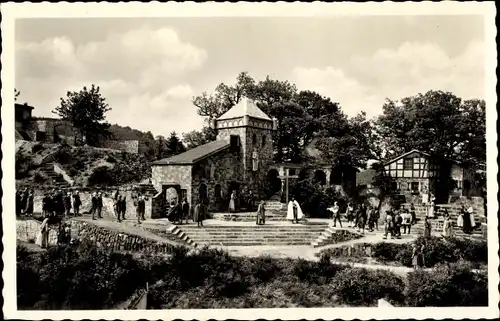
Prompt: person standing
<box><xmin>331</xmin><ymin>201</ymin><xmax>342</xmax><ymax>228</ymax></box>
<box><xmin>73</xmin><ymin>191</ymin><xmax>81</xmax><ymax>216</ymax></box>
<box><xmin>228</xmin><ymin>190</ymin><xmax>236</xmax><ymax>213</ymax></box>
<box><xmin>427</xmin><ymin>200</ymin><xmax>435</xmax><ymax>218</ymax></box>
<box><xmin>383</xmin><ymin>210</ymin><xmax>394</xmax><ymax>239</ymax></box>
<box><xmin>91</xmin><ymin>192</ymin><xmax>98</xmax><ymax>220</ymax></box>
<box><xmin>287</xmin><ymin>197</ymin><xmax>299</xmax><ymax>224</ymax></box>
<box><xmin>16</xmin><ymin>189</ymin><xmax>23</xmax><ymax>216</ymax></box>
<box><xmin>345</xmin><ymin>202</ymin><xmax>354</xmax><ymax>227</ymax></box>
<box><xmin>442</xmin><ymin>212</ymin><xmax>453</xmax><ymax>237</ymax></box>
<box><xmin>121</xmin><ymin>195</ymin><xmax>127</xmax><ymax>220</ymax></box>
<box><xmin>97</xmin><ymin>192</ymin><xmax>104</xmax><ymax>218</ymax></box>
<box><xmin>35</xmin><ymin>217</ymin><xmax>50</xmax><ymax>249</ymax></box>
<box><xmin>114</xmin><ymin>195</ymin><xmax>121</xmax><ymax>222</ymax></box>
<box><xmin>63</xmin><ymin>192</ymin><xmax>72</xmax><ymax>218</ymax></box>
<box><xmin>461</xmin><ymin>205</ymin><xmax>472</xmax><ymax>234</ymax></box>
<box><xmin>357</xmin><ymin>204</ymin><xmax>367</xmax><ymax>234</ymax></box>
<box><xmin>55</xmin><ymin>190</ymin><xmax>64</xmax><ymax>217</ymax></box>
<box><xmin>193</xmin><ymin>202</ymin><xmax>205</xmax><ymax>227</ymax></box>
<box><xmin>423</xmin><ymin>216</ymin><xmax>432</xmax><ymax>238</ymax></box>
<box><xmin>401</xmin><ymin>210</ymin><xmax>412</xmax><ymax>234</ymax></box>
<box><xmin>410</xmin><ymin>203</ymin><xmax>417</xmax><ymax>225</ymax></box>
<box><xmin>136</xmin><ymin>195</ymin><xmax>146</xmax><ymax>224</ymax></box>
<box><xmin>394</xmin><ymin>210</ymin><xmax>403</xmax><ymax>239</ymax></box>
<box><xmin>181</xmin><ymin>198</ymin><xmax>190</xmax><ymax>224</ymax></box>
<box><xmin>411</xmin><ymin>244</ymin><xmax>424</xmax><ymax>270</ymax></box>
<box><xmin>24</xmin><ymin>190</ymin><xmax>34</xmax><ymax>217</ymax></box>
<box><xmin>256</xmin><ymin>200</ymin><xmax>266</xmax><ymax>225</ymax></box>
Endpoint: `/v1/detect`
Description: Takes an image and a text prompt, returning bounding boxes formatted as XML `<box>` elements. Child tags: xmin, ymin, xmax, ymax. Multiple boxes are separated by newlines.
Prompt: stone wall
<box><xmin>101</xmin><ymin>140</ymin><xmax>146</xmax><ymax>154</ymax></box>
<box><xmin>152</xmin><ymin>164</ymin><xmax>192</xmax><ymax>205</ymax></box>
<box><xmin>16</xmin><ymin>219</ymin><xmax>58</xmax><ymax>245</ymax></box>
<box><xmin>191</xmin><ymin>148</ymin><xmax>243</xmax><ymax>212</ymax></box>
<box><xmin>68</xmin><ymin>220</ymin><xmax>179</xmax><ymax>254</ymax></box>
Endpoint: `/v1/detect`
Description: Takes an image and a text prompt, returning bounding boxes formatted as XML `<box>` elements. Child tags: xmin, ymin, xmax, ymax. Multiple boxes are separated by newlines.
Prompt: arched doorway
<box><xmin>265</xmin><ymin>169</ymin><xmax>282</xmax><ymax>199</ymax></box>
<box><xmin>314</xmin><ymin>170</ymin><xmax>327</xmax><ymax>185</ymax></box>
<box><xmin>199</xmin><ymin>183</ymin><xmax>208</xmax><ymax>206</ymax></box>
<box><xmin>166</xmin><ymin>187</ymin><xmax>179</xmax><ymax>205</ymax></box>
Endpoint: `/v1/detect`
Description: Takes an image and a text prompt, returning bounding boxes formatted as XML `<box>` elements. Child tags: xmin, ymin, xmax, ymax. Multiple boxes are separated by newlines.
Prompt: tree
<box><xmin>15</xmin><ymin>88</ymin><xmax>20</xmax><ymax>102</ymax></box>
<box><xmin>155</xmin><ymin>135</ymin><xmax>169</xmax><ymax>160</ymax></box>
<box><xmin>53</xmin><ymin>85</ymin><xmax>112</xmax><ymax>146</ymax></box>
<box><xmin>166</xmin><ymin>132</ymin><xmax>186</xmax><ymax>156</ymax></box>
<box><xmin>182</xmin><ymin>126</ymin><xmax>217</xmax><ymax>150</ymax></box>
<box><xmin>375</xmin><ymin>90</ymin><xmax>486</xmax><ymax>166</ymax></box>
<box><xmin>375</xmin><ymin>90</ymin><xmax>486</xmax><ymax>202</ymax></box>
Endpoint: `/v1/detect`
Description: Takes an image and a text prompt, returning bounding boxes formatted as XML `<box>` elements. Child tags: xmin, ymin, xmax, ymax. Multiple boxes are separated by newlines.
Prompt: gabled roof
<box><xmin>384</xmin><ymin>149</ymin><xmax>432</xmax><ymax>165</ymax></box>
<box><xmin>152</xmin><ymin>139</ymin><xmax>231</xmax><ymax>166</ymax></box>
<box><xmin>217</xmin><ymin>98</ymin><xmax>272</xmax><ymax>121</ymax></box>
<box><xmin>384</xmin><ymin>149</ymin><xmax>461</xmax><ymax>166</ymax></box>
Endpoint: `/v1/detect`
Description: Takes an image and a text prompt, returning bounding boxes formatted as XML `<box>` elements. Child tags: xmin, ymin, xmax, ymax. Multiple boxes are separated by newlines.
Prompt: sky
<box><xmin>15</xmin><ymin>16</ymin><xmax>485</xmax><ymax>138</ymax></box>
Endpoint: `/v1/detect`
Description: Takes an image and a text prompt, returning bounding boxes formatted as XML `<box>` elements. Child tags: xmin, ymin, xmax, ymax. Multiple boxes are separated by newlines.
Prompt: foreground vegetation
<box><xmin>17</xmin><ymin>240</ymin><xmax>487</xmax><ymax>310</ymax></box>
<box><xmin>320</xmin><ymin>236</ymin><xmax>488</xmax><ymax>269</ymax></box>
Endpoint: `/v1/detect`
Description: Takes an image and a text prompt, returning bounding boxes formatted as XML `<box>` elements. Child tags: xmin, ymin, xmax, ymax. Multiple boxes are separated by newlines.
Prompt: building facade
<box><xmin>151</xmin><ymin>99</ymin><xmax>277</xmax><ymax>214</ymax></box>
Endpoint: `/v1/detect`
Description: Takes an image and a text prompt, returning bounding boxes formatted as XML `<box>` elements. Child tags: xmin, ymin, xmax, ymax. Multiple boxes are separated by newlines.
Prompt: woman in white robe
<box><xmin>35</xmin><ymin>218</ymin><xmax>50</xmax><ymax>248</ymax></box>
<box><xmin>427</xmin><ymin>201</ymin><xmax>435</xmax><ymax>218</ymax></box>
<box><xmin>286</xmin><ymin>198</ymin><xmax>304</xmax><ymax>223</ymax></box>
<box><xmin>468</xmin><ymin>206</ymin><xmax>476</xmax><ymax>230</ymax></box>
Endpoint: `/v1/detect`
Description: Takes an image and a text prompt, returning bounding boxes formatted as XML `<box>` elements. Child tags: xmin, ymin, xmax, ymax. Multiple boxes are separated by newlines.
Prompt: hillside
<box><xmin>16</xmin><ymin>142</ymin><xmax>152</xmax><ymax>189</ymax></box>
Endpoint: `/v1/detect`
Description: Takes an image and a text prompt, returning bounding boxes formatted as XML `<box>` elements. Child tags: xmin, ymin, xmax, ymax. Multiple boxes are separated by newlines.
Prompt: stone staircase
<box><xmin>143</xmin><ymin>224</ymin><xmax>198</xmax><ymax>248</ymax></box>
<box><xmin>311</xmin><ymin>227</ymin><xmax>364</xmax><ymax>248</ymax></box>
<box><xmin>176</xmin><ymin>223</ymin><xmax>328</xmax><ymax>246</ymax></box>
<box><xmin>40</xmin><ymin>162</ymin><xmax>71</xmax><ymax>188</ymax></box>
<box><xmin>400</xmin><ymin>203</ymin><xmax>486</xmax><ymax>240</ymax></box>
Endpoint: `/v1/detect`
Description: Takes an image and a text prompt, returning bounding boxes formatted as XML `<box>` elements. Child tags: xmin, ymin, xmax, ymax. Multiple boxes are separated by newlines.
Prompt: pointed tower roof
<box><xmin>217</xmin><ymin>98</ymin><xmax>272</xmax><ymax>121</ymax></box>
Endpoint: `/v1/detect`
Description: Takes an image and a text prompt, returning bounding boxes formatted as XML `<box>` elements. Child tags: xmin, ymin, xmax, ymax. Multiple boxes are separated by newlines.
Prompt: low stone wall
<box><xmin>16</xmin><ymin>219</ymin><xmax>58</xmax><ymax>245</ymax></box>
<box><xmin>69</xmin><ymin>220</ymin><xmax>178</xmax><ymax>254</ymax></box>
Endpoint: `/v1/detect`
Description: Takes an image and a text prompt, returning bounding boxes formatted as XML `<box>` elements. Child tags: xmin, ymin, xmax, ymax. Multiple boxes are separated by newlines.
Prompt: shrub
<box><xmin>332</xmin><ymin>268</ymin><xmax>406</xmax><ymax>306</ymax></box>
<box><xmin>88</xmin><ymin>166</ymin><xmax>116</xmax><ymax>186</ymax></box>
<box><xmin>406</xmin><ymin>262</ymin><xmax>488</xmax><ymax>307</ymax></box>
<box><xmin>32</xmin><ymin>143</ymin><xmax>44</xmax><ymax>153</ymax></box>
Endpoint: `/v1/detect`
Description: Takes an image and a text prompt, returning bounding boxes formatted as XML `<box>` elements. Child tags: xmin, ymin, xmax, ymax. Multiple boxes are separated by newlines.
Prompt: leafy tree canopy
<box><xmin>53</xmin><ymin>85</ymin><xmax>112</xmax><ymax>146</ymax></box>
<box><xmin>375</xmin><ymin>90</ymin><xmax>486</xmax><ymax>168</ymax></box>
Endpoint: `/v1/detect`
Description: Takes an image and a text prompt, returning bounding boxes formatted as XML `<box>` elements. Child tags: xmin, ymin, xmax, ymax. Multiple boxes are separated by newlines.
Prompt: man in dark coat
<box><xmin>96</xmin><ymin>192</ymin><xmax>103</xmax><ymax>218</ymax></box>
<box><xmin>136</xmin><ymin>195</ymin><xmax>146</xmax><ymax>224</ymax></box>
<box><xmin>91</xmin><ymin>192</ymin><xmax>98</xmax><ymax>220</ymax></box>
<box><xmin>25</xmin><ymin>190</ymin><xmax>34</xmax><ymax>217</ymax></box>
<box><xmin>73</xmin><ymin>191</ymin><xmax>81</xmax><ymax>216</ymax></box>
<box><xmin>193</xmin><ymin>202</ymin><xmax>205</xmax><ymax>227</ymax></box>
<box><xmin>181</xmin><ymin>198</ymin><xmax>190</xmax><ymax>224</ymax></box>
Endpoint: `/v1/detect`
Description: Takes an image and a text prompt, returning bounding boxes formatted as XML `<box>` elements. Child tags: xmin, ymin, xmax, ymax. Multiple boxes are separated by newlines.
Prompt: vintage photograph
<box><xmin>2</xmin><ymin>2</ymin><xmax>498</xmax><ymax>320</ymax></box>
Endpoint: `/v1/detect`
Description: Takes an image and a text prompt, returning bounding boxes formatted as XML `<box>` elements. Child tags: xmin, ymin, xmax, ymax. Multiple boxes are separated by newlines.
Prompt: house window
<box><xmin>252</xmin><ymin>133</ymin><xmax>257</xmax><ymax>145</ymax></box>
<box><xmin>262</xmin><ymin>135</ymin><xmax>267</xmax><ymax>147</ymax></box>
<box><xmin>403</xmin><ymin>158</ymin><xmax>413</xmax><ymax>170</ymax></box>
<box><xmin>411</xmin><ymin>182</ymin><xmax>419</xmax><ymax>192</ymax></box>
<box><xmin>289</xmin><ymin>168</ymin><xmax>296</xmax><ymax>176</ymax></box>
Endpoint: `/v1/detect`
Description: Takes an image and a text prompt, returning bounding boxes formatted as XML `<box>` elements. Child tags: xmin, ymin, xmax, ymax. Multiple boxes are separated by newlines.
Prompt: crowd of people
<box><xmin>15</xmin><ymin>188</ymin><xmax>35</xmax><ymax>216</ymax></box>
<box><xmin>328</xmin><ymin>201</ymin><xmax>382</xmax><ymax>235</ymax></box>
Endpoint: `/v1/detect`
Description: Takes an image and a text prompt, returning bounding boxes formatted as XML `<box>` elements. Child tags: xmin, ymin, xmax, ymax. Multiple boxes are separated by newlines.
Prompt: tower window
<box><xmin>252</xmin><ymin>133</ymin><xmax>257</xmax><ymax>145</ymax></box>
<box><xmin>262</xmin><ymin>135</ymin><xmax>266</xmax><ymax>147</ymax></box>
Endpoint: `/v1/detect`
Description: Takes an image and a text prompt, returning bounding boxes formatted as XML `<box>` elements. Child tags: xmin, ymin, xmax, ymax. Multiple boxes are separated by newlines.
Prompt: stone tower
<box><xmin>214</xmin><ymin>98</ymin><xmax>277</xmax><ymax>195</ymax></box>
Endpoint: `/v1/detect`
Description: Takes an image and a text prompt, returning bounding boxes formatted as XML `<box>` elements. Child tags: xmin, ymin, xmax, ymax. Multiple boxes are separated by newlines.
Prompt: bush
<box><xmin>32</xmin><ymin>143</ymin><xmax>44</xmax><ymax>153</ymax></box>
<box><xmin>406</xmin><ymin>262</ymin><xmax>488</xmax><ymax>307</ymax></box>
<box><xmin>332</xmin><ymin>268</ymin><xmax>406</xmax><ymax>306</ymax></box>
<box><xmin>34</xmin><ymin>170</ymin><xmax>49</xmax><ymax>184</ymax></box>
<box><xmin>88</xmin><ymin>166</ymin><xmax>116</xmax><ymax>186</ymax></box>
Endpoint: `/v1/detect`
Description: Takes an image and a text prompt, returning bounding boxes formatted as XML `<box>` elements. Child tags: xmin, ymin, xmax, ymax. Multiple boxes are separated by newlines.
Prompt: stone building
<box><xmin>151</xmin><ymin>98</ymin><xmax>277</xmax><ymax>213</ymax></box>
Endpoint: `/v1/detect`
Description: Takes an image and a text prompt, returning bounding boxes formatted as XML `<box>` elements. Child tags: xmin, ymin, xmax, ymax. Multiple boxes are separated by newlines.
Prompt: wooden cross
<box><xmin>279</xmin><ymin>173</ymin><xmax>299</xmax><ymax>205</ymax></box>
